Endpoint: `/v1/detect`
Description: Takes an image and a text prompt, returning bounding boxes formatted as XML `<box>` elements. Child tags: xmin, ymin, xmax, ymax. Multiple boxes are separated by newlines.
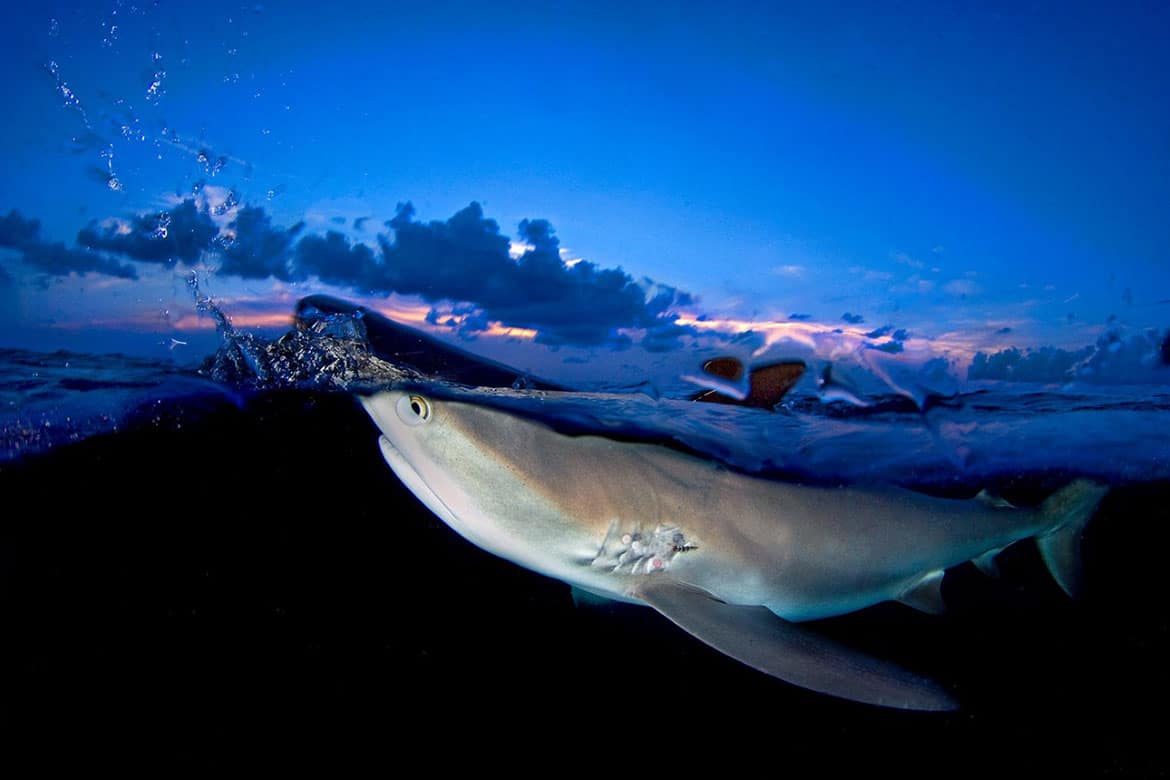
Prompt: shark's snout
<box><xmin>361</xmin><ymin>390</ymin><xmax>434</xmax><ymax>445</ymax></box>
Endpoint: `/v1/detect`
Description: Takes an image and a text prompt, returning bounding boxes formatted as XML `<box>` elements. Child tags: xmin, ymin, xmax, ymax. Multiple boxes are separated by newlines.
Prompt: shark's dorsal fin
<box><xmin>634</xmin><ymin>578</ymin><xmax>957</xmax><ymax>711</ymax></box>
<box><xmin>896</xmin><ymin>569</ymin><xmax>947</xmax><ymax>615</ymax></box>
<box><xmin>691</xmin><ymin>358</ymin><xmax>806</xmax><ymax>410</ymax></box>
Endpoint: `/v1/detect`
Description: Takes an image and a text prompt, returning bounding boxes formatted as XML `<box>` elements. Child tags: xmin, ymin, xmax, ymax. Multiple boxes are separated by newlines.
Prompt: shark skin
<box><xmin>361</xmin><ymin>389</ymin><xmax>1108</xmax><ymax>711</ymax></box>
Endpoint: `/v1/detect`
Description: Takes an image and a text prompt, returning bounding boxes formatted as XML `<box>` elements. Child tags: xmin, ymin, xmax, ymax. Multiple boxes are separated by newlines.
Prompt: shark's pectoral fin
<box><xmin>897</xmin><ymin>569</ymin><xmax>947</xmax><ymax>614</ymax></box>
<box><xmin>634</xmin><ymin>578</ymin><xmax>957</xmax><ymax>711</ymax></box>
<box><xmin>972</xmin><ymin>547</ymin><xmax>1005</xmax><ymax>578</ymax></box>
<box><xmin>570</xmin><ymin>585</ymin><xmax>617</xmax><ymax>609</ymax></box>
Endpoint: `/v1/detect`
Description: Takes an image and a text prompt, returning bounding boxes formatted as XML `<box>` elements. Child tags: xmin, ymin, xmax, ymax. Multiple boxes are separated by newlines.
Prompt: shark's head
<box><xmin>360</xmin><ymin>389</ymin><xmax>491</xmax><ymax>543</ymax></box>
<box><xmin>360</xmin><ymin>389</ymin><xmax>614</xmax><ymax>584</ymax></box>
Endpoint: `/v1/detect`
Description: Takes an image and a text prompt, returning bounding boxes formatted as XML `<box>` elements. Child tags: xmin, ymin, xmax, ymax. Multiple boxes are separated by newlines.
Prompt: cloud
<box><xmin>22</xmin><ymin>241</ymin><xmax>140</xmax><ymax>279</ymax></box>
<box><xmin>867</xmin><ymin>340</ymin><xmax>904</xmax><ymax>354</ymax></box>
<box><xmin>968</xmin><ymin>331</ymin><xmax>1170</xmax><ymax>385</ymax></box>
<box><xmin>68</xmin><ymin>198</ymin><xmax>699</xmax><ymax>349</ymax></box>
<box><xmin>968</xmin><ymin>345</ymin><xmax>1092</xmax><ymax>382</ymax></box>
<box><xmin>892</xmin><ymin>251</ymin><xmax>925</xmax><ymax>269</ymax></box>
<box><xmin>78</xmin><ymin>199</ymin><xmax>219</xmax><ymax>266</ymax></box>
<box><xmin>0</xmin><ymin>210</ymin><xmax>137</xmax><ymax>280</ymax></box>
<box><xmin>365</xmin><ymin>203</ymin><xmax>696</xmax><ymax>348</ymax></box>
<box><xmin>295</xmin><ymin>230</ymin><xmax>378</xmax><ymax>288</ymax></box>
<box><xmin>841</xmin><ymin>312</ymin><xmax>865</xmax><ymax>324</ymax></box>
<box><xmin>1070</xmin><ymin>325</ymin><xmax>1170</xmax><ymax>383</ymax></box>
<box><xmin>0</xmin><ymin>211</ymin><xmax>41</xmax><ymax>247</ymax></box>
<box><xmin>788</xmin><ymin>313</ymin><xmax>811</xmax><ymax>321</ymax></box>
<box><xmin>772</xmin><ymin>264</ymin><xmax>805</xmax><ymax>278</ymax></box>
<box><xmin>219</xmin><ymin>206</ymin><xmax>305</xmax><ymax>280</ymax></box>
<box><xmin>944</xmin><ymin>279</ymin><xmax>980</xmax><ymax>297</ymax></box>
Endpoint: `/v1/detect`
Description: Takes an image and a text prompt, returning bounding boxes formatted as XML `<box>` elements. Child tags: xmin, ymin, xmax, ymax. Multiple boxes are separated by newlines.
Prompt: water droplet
<box><xmin>148</xmin><ymin>213</ymin><xmax>171</xmax><ymax>240</ymax></box>
<box><xmin>48</xmin><ymin>18</ymin><xmax>60</xmax><ymax>37</ymax></box>
<box><xmin>211</xmin><ymin>190</ymin><xmax>239</xmax><ymax>216</ymax></box>
<box><xmin>145</xmin><ymin>53</ymin><xmax>167</xmax><ymax>105</ymax></box>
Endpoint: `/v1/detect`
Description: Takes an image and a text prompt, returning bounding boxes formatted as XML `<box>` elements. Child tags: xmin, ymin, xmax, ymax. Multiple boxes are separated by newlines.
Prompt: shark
<box><xmin>361</xmin><ymin>388</ymin><xmax>1108</xmax><ymax>711</ymax></box>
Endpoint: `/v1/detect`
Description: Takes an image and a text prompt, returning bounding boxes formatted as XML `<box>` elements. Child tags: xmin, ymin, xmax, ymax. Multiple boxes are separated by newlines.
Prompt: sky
<box><xmin>1</xmin><ymin>1</ymin><xmax>1168</xmax><ymax>383</ymax></box>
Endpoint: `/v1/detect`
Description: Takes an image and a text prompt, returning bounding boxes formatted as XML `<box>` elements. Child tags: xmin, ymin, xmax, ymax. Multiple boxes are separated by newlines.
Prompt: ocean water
<box><xmin>3</xmin><ymin>297</ymin><xmax>1168</xmax><ymax>771</ymax></box>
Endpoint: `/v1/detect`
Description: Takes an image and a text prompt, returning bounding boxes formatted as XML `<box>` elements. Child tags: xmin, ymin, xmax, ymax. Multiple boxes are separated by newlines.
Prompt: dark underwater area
<box><xmin>3</xmin><ymin>386</ymin><xmax>1168</xmax><ymax>773</ymax></box>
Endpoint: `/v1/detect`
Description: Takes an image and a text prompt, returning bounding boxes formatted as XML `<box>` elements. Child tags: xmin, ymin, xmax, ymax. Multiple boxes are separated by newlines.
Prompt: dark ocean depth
<box><xmin>3</xmin><ymin>365</ymin><xmax>1169</xmax><ymax>772</ymax></box>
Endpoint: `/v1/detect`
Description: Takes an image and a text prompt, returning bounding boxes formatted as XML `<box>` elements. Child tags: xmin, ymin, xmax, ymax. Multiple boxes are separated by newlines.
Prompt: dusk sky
<box><xmin>2</xmin><ymin>1</ymin><xmax>1168</xmax><ymax>383</ymax></box>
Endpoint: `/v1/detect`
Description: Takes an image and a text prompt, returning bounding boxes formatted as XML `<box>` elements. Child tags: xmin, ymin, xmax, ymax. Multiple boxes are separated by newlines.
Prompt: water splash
<box><xmin>44</xmin><ymin>60</ymin><xmax>90</xmax><ymax>128</ymax></box>
<box><xmin>211</xmin><ymin>190</ymin><xmax>239</xmax><ymax>217</ymax></box>
<box><xmin>188</xmin><ymin>274</ymin><xmax>412</xmax><ymax>391</ymax></box>
<box><xmin>148</xmin><ymin>212</ymin><xmax>171</xmax><ymax>240</ymax></box>
<box><xmin>145</xmin><ymin>52</ymin><xmax>166</xmax><ymax>104</ymax></box>
<box><xmin>197</xmin><ymin>149</ymin><xmax>229</xmax><ymax>177</ymax></box>
<box><xmin>99</xmin><ymin>145</ymin><xmax>123</xmax><ymax>192</ymax></box>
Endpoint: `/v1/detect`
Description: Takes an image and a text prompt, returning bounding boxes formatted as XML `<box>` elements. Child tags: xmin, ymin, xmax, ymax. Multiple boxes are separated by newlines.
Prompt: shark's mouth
<box><xmin>376</xmin><ymin>435</ymin><xmax>463</xmax><ymax>533</ymax></box>
<box><xmin>376</xmin><ymin>435</ymin><xmax>506</xmax><ymax>556</ymax></box>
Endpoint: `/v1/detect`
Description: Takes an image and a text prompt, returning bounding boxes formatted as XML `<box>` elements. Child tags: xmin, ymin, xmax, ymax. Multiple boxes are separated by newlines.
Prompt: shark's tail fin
<box><xmin>1035</xmin><ymin>479</ymin><xmax>1109</xmax><ymax>598</ymax></box>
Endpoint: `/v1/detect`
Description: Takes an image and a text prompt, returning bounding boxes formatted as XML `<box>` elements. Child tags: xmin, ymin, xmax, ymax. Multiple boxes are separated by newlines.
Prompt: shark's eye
<box><xmin>396</xmin><ymin>393</ymin><xmax>433</xmax><ymax>425</ymax></box>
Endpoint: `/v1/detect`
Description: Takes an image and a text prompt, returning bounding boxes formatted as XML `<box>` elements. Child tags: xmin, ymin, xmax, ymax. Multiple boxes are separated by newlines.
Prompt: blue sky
<box><xmin>2</xmin><ymin>1</ymin><xmax>1168</xmax><ymax>381</ymax></box>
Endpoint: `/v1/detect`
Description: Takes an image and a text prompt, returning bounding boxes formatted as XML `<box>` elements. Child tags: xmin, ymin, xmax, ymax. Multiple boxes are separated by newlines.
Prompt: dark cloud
<box><xmin>1072</xmin><ymin>325</ymin><xmax>1170</xmax><ymax>383</ymax></box>
<box><xmin>970</xmin><ymin>328</ymin><xmax>1170</xmax><ymax>383</ymax></box>
<box><xmin>428</xmin><ymin>304</ymin><xmax>491</xmax><ymax>341</ymax></box>
<box><xmin>78</xmin><ymin>199</ymin><xmax>218</xmax><ymax>265</ymax></box>
<box><xmin>154</xmin><ymin>198</ymin><xmax>696</xmax><ymax>348</ymax></box>
<box><xmin>842</xmin><ymin>312</ymin><xmax>865</xmax><ymax>324</ymax></box>
<box><xmin>968</xmin><ymin>346</ymin><xmax>1091</xmax><ymax>382</ymax></box>
<box><xmin>0</xmin><ymin>209</ymin><xmax>137</xmax><ymax>280</ymax></box>
<box><xmin>295</xmin><ymin>230</ymin><xmax>378</xmax><ymax>289</ymax></box>
<box><xmin>219</xmin><ymin>206</ymin><xmax>304</xmax><ymax>281</ymax></box>
<box><xmin>372</xmin><ymin>203</ymin><xmax>696</xmax><ymax>348</ymax></box>
<box><xmin>0</xmin><ymin>211</ymin><xmax>41</xmax><ymax>247</ymax></box>
<box><xmin>864</xmin><ymin>324</ymin><xmax>907</xmax><ymax>352</ymax></box>
<box><xmin>22</xmin><ymin>240</ymin><xmax>139</xmax><ymax>279</ymax></box>
<box><xmin>788</xmin><ymin>313</ymin><xmax>811</xmax><ymax>321</ymax></box>
<box><xmin>51</xmin><ymin>197</ymin><xmax>698</xmax><ymax>349</ymax></box>
<box><xmin>867</xmin><ymin>340</ymin><xmax>903</xmax><ymax>354</ymax></box>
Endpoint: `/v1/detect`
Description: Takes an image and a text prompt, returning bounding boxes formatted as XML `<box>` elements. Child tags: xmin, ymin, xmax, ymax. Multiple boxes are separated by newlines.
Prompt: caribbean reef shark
<box><xmin>361</xmin><ymin>388</ymin><xmax>1108</xmax><ymax>710</ymax></box>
